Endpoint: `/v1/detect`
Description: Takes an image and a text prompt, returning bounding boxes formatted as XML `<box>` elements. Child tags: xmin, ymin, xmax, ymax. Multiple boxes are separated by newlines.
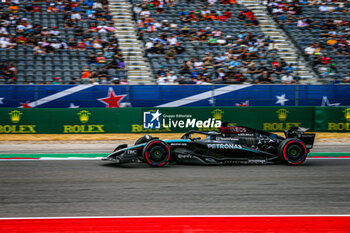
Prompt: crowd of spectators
<box><xmin>154</xmin><ymin>57</ymin><xmax>300</xmax><ymax>85</ymax></box>
<box><xmin>267</xmin><ymin>0</ymin><xmax>350</xmax><ymax>83</ymax></box>
<box><xmin>0</xmin><ymin>61</ymin><xmax>17</xmax><ymax>84</ymax></box>
<box><xmin>0</xmin><ymin>0</ymin><xmax>127</xmax><ymax>84</ymax></box>
<box><xmin>134</xmin><ymin>0</ymin><xmax>302</xmax><ymax>84</ymax></box>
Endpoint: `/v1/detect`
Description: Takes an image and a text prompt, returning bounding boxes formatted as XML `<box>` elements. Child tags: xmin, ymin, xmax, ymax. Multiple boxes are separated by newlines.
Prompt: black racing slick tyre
<box><xmin>278</xmin><ymin>138</ymin><xmax>307</xmax><ymax>165</ymax></box>
<box><xmin>142</xmin><ymin>140</ymin><xmax>171</xmax><ymax>167</ymax></box>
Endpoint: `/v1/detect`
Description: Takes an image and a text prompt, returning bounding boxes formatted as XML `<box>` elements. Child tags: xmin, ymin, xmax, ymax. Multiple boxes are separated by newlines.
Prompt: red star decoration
<box><xmin>98</xmin><ymin>88</ymin><xmax>126</xmax><ymax>108</ymax></box>
<box><xmin>20</xmin><ymin>102</ymin><xmax>32</xmax><ymax>108</ymax></box>
<box><xmin>235</xmin><ymin>100</ymin><xmax>249</xmax><ymax>107</ymax></box>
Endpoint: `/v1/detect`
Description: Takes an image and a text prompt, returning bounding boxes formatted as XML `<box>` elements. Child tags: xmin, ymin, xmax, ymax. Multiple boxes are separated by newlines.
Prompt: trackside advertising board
<box><xmin>134</xmin><ymin>107</ymin><xmax>313</xmax><ymax>133</ymax></box>
<box><xmin>314</xmin><ymin>107</ymin><xmax>350</xmax><ymax>132</ymax></box>
<box><xmin>0</xmin><ymin>107</ymin><xmax>348</xmax><ymax>134</ymax></box>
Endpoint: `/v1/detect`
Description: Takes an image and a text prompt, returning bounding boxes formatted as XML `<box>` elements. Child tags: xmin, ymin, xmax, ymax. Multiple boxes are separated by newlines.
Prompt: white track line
<box><xmin>0</xmin><ymin>157</ymin><xmax>104</xmax><ymax>161</ymax></box>
<box><xmin>1</xmin><ymin>157</ymin><xmax>350</xmax><ymax>161</ymax></box>
<box><xmin>1</xmin><ymin>214</ymin><xmax>350</xmax><ymax>220</ymax></box>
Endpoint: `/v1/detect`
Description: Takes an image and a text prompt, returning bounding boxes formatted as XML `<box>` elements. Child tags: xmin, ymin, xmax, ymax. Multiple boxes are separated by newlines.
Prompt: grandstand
<box><xmin>0</xmin><ymin>0</ymin><xmax>127</xmax><ymax>84</ymax></box>
<box><xmin>266</xmin><ymin>0</ymin><xmax>350</xmax><ymax>83</ymax></box>
<box><xmin>0</xmin><ymin>0</ymin><xmax>348</xmax><ymax>85</ymax></box>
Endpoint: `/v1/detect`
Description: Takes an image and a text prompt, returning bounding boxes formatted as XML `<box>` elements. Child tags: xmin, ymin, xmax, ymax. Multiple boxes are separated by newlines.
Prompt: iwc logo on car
<box><xmin>0</xmin><ymin>110</ymin><xmax>36</xmax><ymax>133</ymax></box>
<box><xmin>63</xmin><ymin>110</ymin><xmax>104</xmax><ymax>133</ymax></box>
<box><xmin>328</xmin><ymin>108</ymin><xmax>350</xmax><ymax>131</ymax></box>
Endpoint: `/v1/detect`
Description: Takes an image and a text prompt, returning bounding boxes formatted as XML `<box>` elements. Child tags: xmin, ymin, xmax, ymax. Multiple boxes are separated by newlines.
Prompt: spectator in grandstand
<box><xmin>174</xmin><ymin>42</ymin><xmax>188</xmax><ymax>55</ymax></box>
<box><xmin>97</xmin><ymin>66</ymin><xmax>110</xmax><ymax>80</ymax></box>
<box><xmin>272</xmin><ymin>63</ymin><xmax>285</xmax><ymax>78</ymax></box>
<box><xmin>318</xmin><ymin>64</ymin><xmax>329</xmax><ymax>77</ymax></box>
<box><xmin>304</xmin><ymin>44</ymin><xmax>316</xmax><ymax>56</ymax></box>
<box><xmin>193</xmin><ymin>57</ymin><xmax>205</xmax><ymax>69</ymax></box>
<box><xmin>157</xmin><ymin>75</ymin><xmax>171</xmax><ymax>85</ymax></box>
<box><xmin>51</xmin><ymin>39</ymin><xmax>68</xmax><ymax>50</ymax></box>
<box><xmin>327</xmin><ymin>63</ymin><xmax>338</xmax><ymax>76</ymax></box>
<box><xmin>119</xmin><ymin>77</ymin><xmax>128</xmax><ymax>85</ymax></box>
<box><xmin>321</xmin><ymin>53</ymin><xmax>332</xmax><ymax>64</ymax></box>
<box><xmin>208</xmin><ymin>0</ymin><xmax>217</xmax><ymax>5</ymax></box>
<box><xmin>71</xmin><ymin>10</ymin><xmax>82</xmax><ymax>22</ymax></box>
<box><xmin>34</xmin><ymin>44</ymin><xmax>46</xmax><ymax>55</ymax></box>
<box><xmin>165</xmin><ymin>71</ymin><xmax>178</xmax><ymax>84</ymax></box>
<box><xmin>342</xmin><ymin>73</ymin><xmax>350</xmax><ymax>84</ymax></box>
<box><xmin>297</xmin><ymin>18</ymin><xmax>309</xmax><ymax>28</ymax></box>
<box><xmin>92</xmin><ymin>39</ymin><xmax>103</xmax><ymax>49</ymax></box>
<box><xmin>281</xmin><ymin>73</ymin><xmax>297</xmax><ymax>84</ymax></box>
<box><xmin>8</xmin><ymin>3</ymin><xmax>19</xmax><ymax>14</ymax></box>
<box><xmin>252</xmin><ymin>71</ymin><xmax>273</xmax><ymax>84</ymax></box>
<box><xmin>69</xmin><ymin>77</ymin><xmax>79</xmax><ymax>85</ymax></box>
<box><xmin>318</xmin><ymin>3</ymin><xmax>335</xmax><ymax>13</ymax></box>
<box><xmin>156</xmin><ymin>66</ymin><xmax>166</xmax><ymax>79</ymax></box>
<box><xmin>0</xmin><ymin>36</ymin><xmax>16</xmax><ymax>49</ymax></box>
<box><xmin>103</xmin><ymin>47</ymin><xmax>114</xmax><ymax>59</ymax></box>
<box><xmin>81</xmin><ymin>67</ymin><xmax>91</xmax><ymax>81</ymax></box>
<box><xmin>117</xmin><ymin>59</ymin><xmax>125</xmax><ymax>70</ymax></box>
<box><xmin>67</xmin><ymin>38</ymin><xmax>78</xmax><ymax>50</ymax></box>
<box><xmin>89</xmin><ymin>68</ymin><xmax>98</xmax><ymax>80</ymax></box>
<box><xmin>47</xmin><ymin>3</ymin><xmax>58</xmax><ymax>13</ymax></box>
<box><xmin>52</xmin><ymin>77</ymin><xmax>61</xmax><ymax>85</ymax></box>
<box><xmin>96</xmin><ymin>52</ymin><xmax>107</xmax><ymax>64</ymax></box>
<box><xmin>284</xmin><ymin>64</ymin><xmax>294</xmax><ymax>74</ymax></box>
<box><xmin>178</xmin><ymin>61</ymin><xmax>190</xmax><ymax>75</ymax></box>
<box><xmin>153</xmin><ymin>41</ymin><xmax>165</xmax><ymax>54</ymax></box>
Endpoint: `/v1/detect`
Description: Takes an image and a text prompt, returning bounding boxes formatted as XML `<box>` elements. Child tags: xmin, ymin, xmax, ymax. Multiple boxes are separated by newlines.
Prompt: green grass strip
<box><xmin>308</xmin><ymin>152</ymin><xmax>350</xmax><ymax>157</ymax></box>
<box><xmin>0</xmin><ymin>152</ymin><xmax>350</xmax><ymax>159</ymax></box>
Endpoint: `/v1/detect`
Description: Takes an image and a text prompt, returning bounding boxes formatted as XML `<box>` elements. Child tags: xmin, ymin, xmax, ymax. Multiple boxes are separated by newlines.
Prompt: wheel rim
<box><xmin>149</xmin><ymin>146</ymin><xmax>166</xmax><ymax>162</ymax></box>
<box><xmin>283</xmin><ymin>141</ymin><xmax>306</xmax><ymax>164</ymax></box>
<box><xmin>144</xmin><ymin>140</ymin><xmax>171</xmax><ymax>166</ymax></box>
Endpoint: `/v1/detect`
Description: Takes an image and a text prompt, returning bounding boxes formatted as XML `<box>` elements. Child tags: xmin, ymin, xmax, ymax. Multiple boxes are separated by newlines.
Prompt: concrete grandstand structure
<box><xmin>0</xmin><ymin>0</ymin><xmax>349</xmax><ymax>85</ymax></box>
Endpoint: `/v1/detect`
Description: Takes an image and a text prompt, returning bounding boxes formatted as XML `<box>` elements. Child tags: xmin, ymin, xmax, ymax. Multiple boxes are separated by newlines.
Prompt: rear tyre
<box><xmin>142</xmin><ymin>140</ymin><xmax>171</xmax><ymax>167</ymax></box>
<box><xmin>278</xmin><ymin>139</ymin><xmax>307</xmax><ymax>165</ymax></box>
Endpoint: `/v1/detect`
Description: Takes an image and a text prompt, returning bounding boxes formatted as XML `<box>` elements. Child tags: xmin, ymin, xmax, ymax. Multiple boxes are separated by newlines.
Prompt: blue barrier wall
<box><xmin>0</xmin><ymin>85</ymin><xmax>349</xmax><ymax>108</ymax></box>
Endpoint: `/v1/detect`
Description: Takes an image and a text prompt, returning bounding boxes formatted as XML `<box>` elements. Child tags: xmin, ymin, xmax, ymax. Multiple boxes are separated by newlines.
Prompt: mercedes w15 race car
<box><xmin>102</xmin><ymin>123</ymin><xmax>315</xmax><ymax>167</ymax></box>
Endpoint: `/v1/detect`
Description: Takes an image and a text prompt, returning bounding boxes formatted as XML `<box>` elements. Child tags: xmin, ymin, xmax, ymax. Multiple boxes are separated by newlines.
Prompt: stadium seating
<box><xmin>0</xmin><ymin>0</ymin><xmax>126</xmax><ymax>84</ymax></box>
<box><xmin>267</xmin><ymin>0</ymin><xmax>350</xmax><ymax>83</ymax></box>
<box><xmin>131</xmin><ymin>0</ymin><xmax>296</xmax><ymax>84</ymax></box>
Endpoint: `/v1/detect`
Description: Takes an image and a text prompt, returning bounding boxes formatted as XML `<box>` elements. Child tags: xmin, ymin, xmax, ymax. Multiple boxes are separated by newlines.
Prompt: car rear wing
<box><xmin>284</xmin><ymin>127</ymin><xmax>315</xmax><ymax>150</ymax></box>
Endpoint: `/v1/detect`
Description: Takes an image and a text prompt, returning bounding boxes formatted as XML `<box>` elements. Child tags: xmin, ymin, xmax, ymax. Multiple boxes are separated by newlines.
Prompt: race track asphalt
<box><xmin>0</xmin><ymin>142</ymin><xmax>349</xmax><ymax>154</ymax></box>
<box><xmin>1</xmin><ymin>158</ymin><xmax>350</xmax><ymax>217</ymax></box>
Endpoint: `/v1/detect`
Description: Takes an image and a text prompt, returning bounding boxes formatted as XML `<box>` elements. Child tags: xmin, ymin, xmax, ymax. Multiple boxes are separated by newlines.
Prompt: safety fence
<box><xmin>0</xmin><ymin>107</ymin><xmax>349</xmax><ymax>134</ymax></box>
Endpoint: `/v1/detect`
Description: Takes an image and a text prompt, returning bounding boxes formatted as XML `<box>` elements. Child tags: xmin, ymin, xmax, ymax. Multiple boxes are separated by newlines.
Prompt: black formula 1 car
<box><xmin>103</xmin><ymin>123</ymin><xmax>315</xmax><ymax>167</ymax></box>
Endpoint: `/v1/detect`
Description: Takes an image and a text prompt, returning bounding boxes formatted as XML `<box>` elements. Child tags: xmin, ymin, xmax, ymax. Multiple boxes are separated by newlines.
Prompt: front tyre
<box><xmin>142</xmin><ymin>140</ymin><xmax>171</xmax><ymax>167</ymax></box>
<box><xmin>278</xmin><ymin>139</ymin><xmax>307</xmax><ymax>165</ymax></box>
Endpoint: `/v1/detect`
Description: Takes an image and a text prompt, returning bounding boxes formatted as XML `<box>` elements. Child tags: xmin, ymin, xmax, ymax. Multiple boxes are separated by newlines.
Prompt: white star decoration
<box><xmin>321</xmin><ymin>96</ymin><xmax>340</xmax><ymax>106</ymax></box>
<box><xmin>0</xmin><ymin>97</ymin><xmax>3</xmax><ymax>104</ymax></box>
<box><xmin>69</xmin><ymin>103</ymin><xmax>80</xmax><ymax>108</ymax></box>
<box><xmin>151</xmin><ymin>109</ymin><xmax>162</xmax><ymax>122</ymax></box>
<box><xmin>275</xmin><ymin>94</ymin><xmax>289</xmax><ymax>106</ymax></box>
